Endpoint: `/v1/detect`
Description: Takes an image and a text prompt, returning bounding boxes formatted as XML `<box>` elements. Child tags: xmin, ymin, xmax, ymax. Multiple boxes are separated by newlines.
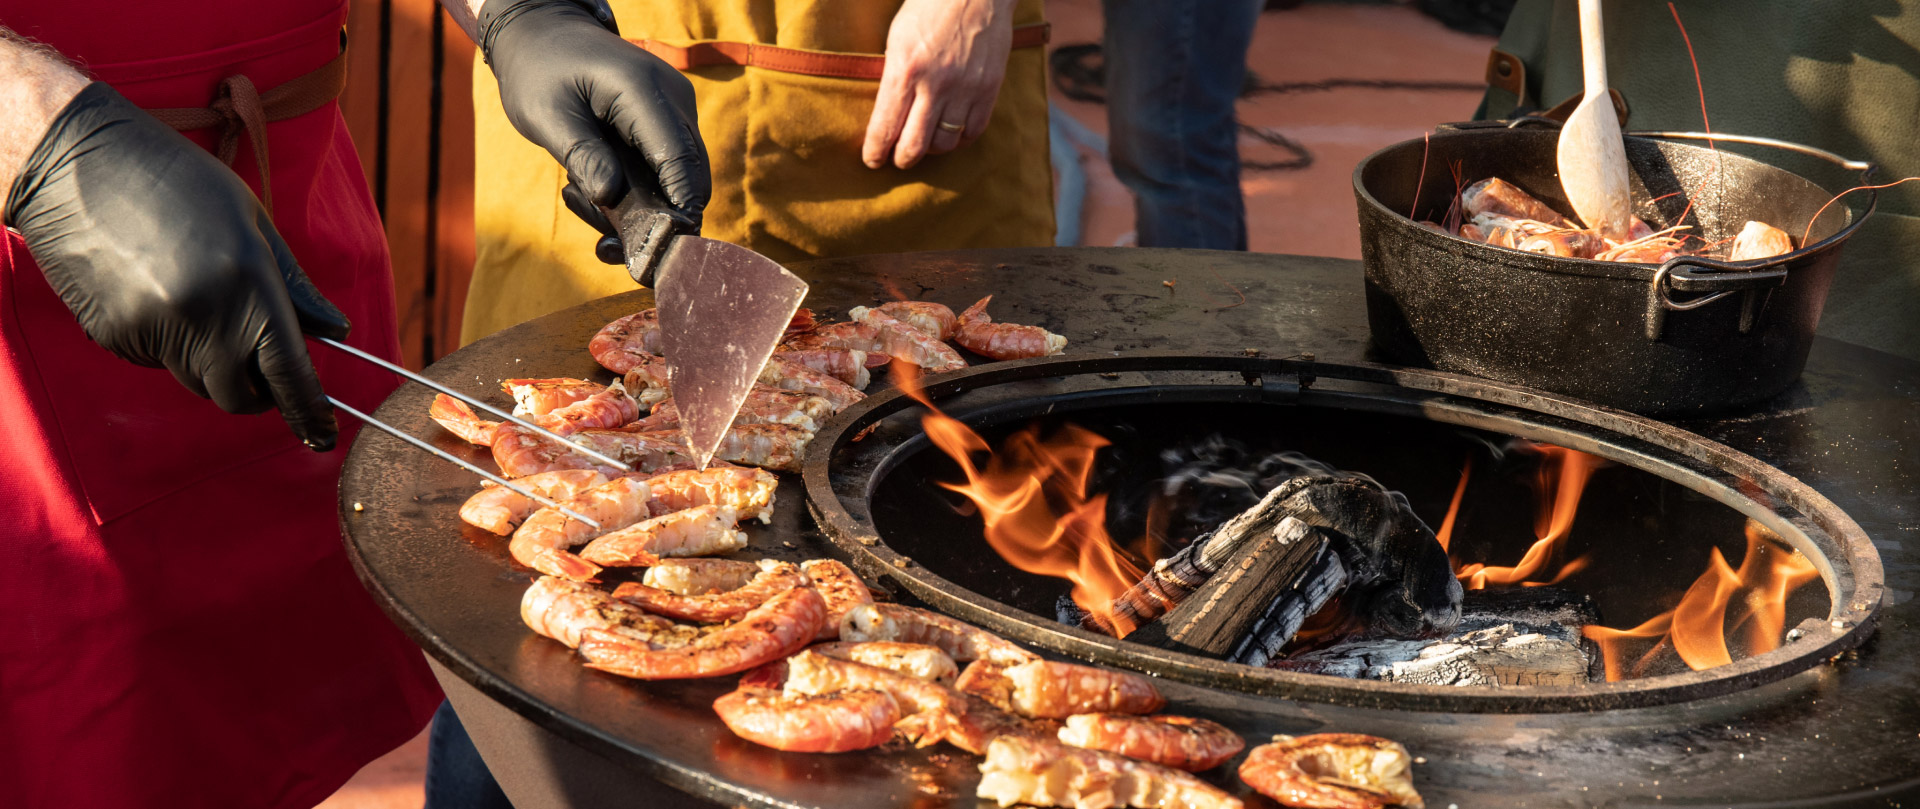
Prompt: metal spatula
<box><xmin>1557</xmin><ymin>0</ymin><xmax>1633</xmax><ymax>243</ymax></box>
<box><xmin>601</xmin><ymin>170</ymin><xmax>808</xmax><ymax>470</ymax></box>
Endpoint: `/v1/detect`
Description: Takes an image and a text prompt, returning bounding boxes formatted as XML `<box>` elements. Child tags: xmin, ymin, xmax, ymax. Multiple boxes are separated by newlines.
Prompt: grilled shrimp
<box><xmin>621</xmin><ymin>357</ymin><xmax>673</xmax><ymax>405</ymax></box>
<box><xmin>431</xmin><ymin>395</ymin><xmax>501</xmax><ymax>446</ymax></box>
<box><xmin>714</xmin><ymin>683</ymin><xmax>900</xmax><ymax>753</ymax></box>
<box><xmin>876</xmin><ymin>301</ymin><xmax>958</xmax><ymax>340</ymax></box>
<box><xmin>532</xmin><ymin>381</ymin><xmax>639</xmax><ymax>435</ymax></box>
<box><xmin>840</xmin><ymin>603</ymin><xmax>1037</xmax><ymax>665</ymax></box>
<box><xmin>490</xmin><ymin>426</ymin><xmax>624</xmax><ymax>478</ymax></box>
<box><xmin>781</xmin><ymin>650</ymin><xmax>962</xmax><ymax>747</ymax></box>
<box><xmin>589</xmin><ymin>310</ymin><xmax>661</xmax><ymax>373</ymax></box>
<box><xmin>956</xmin><ymin>660</ymin><xmax>1165</xmax><ymax>720</ymax></box>
<box><xmin>613</xmin><ymin>559</ymin><xmax>805</xmax><ymax>622</ymax></box>
<box><xmin>978</xmin><ymin>735</ymin><xmax>1244</xmax><ymax>809</ymax></box>
<box><xmin>759</xmin><ymin>355</ymin><xmax>865</xmax><ymax>411</ymax></box>
<box><xmin>809</xmin><ymin>641</ymin><xmax>958</xmax><ymax>684</ymax></box>
<box><xmin>784</xmin><ymin>321</ymin><xmax>883</xmax><ymax>353</ymax></box>
<box><xmin>1239</xmin><ymin>734</ymin><xmax>1423</xmax><ymax>809</ymax></box>
<box><xmin>775</xmin><ymin>348</ymin><xmax>872</xmax><ymax>389</ymax></box>
<box><xmin>503</xmin><ymin>377</ymin><xmax>600</xmax><ymax>416</ymax></box>
<box><xmin>1059</xmin><ymin>714</ymin><xmax>1244</xmax><ymax>772</ymax></box>
<box><xmin>954</xmin><ymin>296</ymin><xmax>1068</xmax><ymax>360</ymax></box>
<box><xmin>576</xmin><ymin>425</ymin><xmax>812</xmax><ymax>473</ymax></box>
<box><xmin>800</xmin><ymin>559</ymin><xmax>874</xmax><ymax>641</ymax></box>
<box><xmin>568</xmin><ymin>430</ymin><xmax>698</xmax><ymax>472</ymax></box>
<box><xmin>849</xmin><ymin>306</ymin><xmax>967</xmax><ymax>372</ymax></box>
<box><xmin>460</xmin><ymin>469</ymin><xmax>608</xmax><ymax>535</ymax></box>
<box><xmin>521</xmin><ymin>576</ymin><xmax>673</xmax><ymax>649</ymax></box>
<box><xmin>575</xmin><ymin>585</ymin><xmax>825</xmax><ymax>680</ymax></box>
<box><xmin>643</xmin><ymin>466</ymin><xmax>778</xmax><ymax>523</ymax></box>
<box><xmin>945</xmin><ymin>691</ymin><xmax>1057</xmax><ymax>755</ymax></box>
<box><xmin>577</xmin><ymin>504</ymin><xmax>747</xmax><ymax>566</ymax></box>
<box><xmin>509</xmin><ymin>477</ymin><xmax>652</xmax><ymax>580</ymax></box>
<box><xmin>641</xmin><ymin>558</ymin><xmax>762</xmax><ymax>595</ymax></box>
<box><xmin>651</xmin><ymin>386</ymin><xmax>833</xmax><ymax>433</ymax></box>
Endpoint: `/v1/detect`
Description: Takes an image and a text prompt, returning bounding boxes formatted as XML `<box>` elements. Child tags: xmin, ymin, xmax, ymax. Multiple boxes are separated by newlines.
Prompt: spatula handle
<box><xmin>1578</xmin><ymin>0</ymin><xmax>1608</xmax><ymax>98</ymax></box>
<box><xmin>599</xmin><ymin>157</ymin><xmax>699</xmax><ymax>288</ymax></box>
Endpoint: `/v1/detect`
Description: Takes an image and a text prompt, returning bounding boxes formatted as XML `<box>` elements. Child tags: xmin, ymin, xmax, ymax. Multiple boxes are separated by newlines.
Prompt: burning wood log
<box><xmin>1125</xmin><ymin>517</ymin><xmax>1329</xmax><ymax>657</ymax></box>
<box><xmin>1109</xmin><ymin>473</ymin><xmax>1461</xmax><ymax>656</ymax></box>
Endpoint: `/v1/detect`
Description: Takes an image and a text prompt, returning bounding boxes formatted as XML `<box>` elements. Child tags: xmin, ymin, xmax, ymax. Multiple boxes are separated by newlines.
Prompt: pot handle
<box><xmin>1625</xmin><ymin>131</ymin><xmax>1876</xmax><ymax>180</ymax></box>
<box><xmin>1646</xmin><ymin>255</ymin><xmax>1789</xmax><ymax>340</ymax></box>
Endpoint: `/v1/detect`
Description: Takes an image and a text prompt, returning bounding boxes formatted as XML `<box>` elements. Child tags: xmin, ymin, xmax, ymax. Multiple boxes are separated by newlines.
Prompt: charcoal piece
<box><xmin>1460</xmin><ymin>585</ymin><xmax>1601</xmax><ymax>633</ymax></box>
<box><xmin>1230</xmin><ymin>545</ymin><xmax>1349</xmax><ymax>667</ymax></box>
<box><xmin>1126</xmin><ymin>517</ymin><xmax>1327</xmax><ymax>657</ymax></box>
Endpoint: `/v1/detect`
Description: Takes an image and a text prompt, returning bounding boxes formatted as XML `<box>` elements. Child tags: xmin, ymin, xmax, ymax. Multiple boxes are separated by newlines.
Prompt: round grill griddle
<box><xmin>339</xmin><ymin>248</ymin><xmax>1920</xmax><ymax>808</ymax></box>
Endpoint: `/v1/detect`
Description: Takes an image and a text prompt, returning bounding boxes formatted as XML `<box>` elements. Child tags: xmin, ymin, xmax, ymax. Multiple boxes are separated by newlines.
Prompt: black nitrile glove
<box><xmin>480</xmin><ymin>0</ymin><xmax>710</xmax><ymax>264</ymax></box>
<box><xmin>5</xmin><ymin>83</ymin><xmax>351</xmax><ymax>451</ymax></box>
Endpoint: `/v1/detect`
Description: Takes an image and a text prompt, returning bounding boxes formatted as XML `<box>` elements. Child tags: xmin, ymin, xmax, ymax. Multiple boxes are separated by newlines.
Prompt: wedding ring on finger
<box><xmin>937</xmin><ymin>120</ymin><xmax>965</xmax><ymax>134</ymax></box>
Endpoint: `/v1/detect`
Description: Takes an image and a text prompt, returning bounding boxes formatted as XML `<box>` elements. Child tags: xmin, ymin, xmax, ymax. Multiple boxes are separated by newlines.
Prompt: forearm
<box><xmin>0</xmin><ymin>29</ymin><xmax>88</xmax><ymax>213</ymax></box>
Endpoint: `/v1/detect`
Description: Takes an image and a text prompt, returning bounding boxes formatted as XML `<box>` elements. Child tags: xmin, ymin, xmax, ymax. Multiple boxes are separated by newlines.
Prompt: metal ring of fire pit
<box><xmin>803</xmin><ymin>352</ymin><xmax>1883</xmax><ymax>713</ymax></box>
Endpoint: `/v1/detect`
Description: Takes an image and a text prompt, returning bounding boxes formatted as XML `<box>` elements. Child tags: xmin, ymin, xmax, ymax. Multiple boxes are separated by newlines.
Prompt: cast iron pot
<box><xmin>1353</xmin><ymin>122</ymin><xmax>1875</xmax><ymax>415</ymax></box>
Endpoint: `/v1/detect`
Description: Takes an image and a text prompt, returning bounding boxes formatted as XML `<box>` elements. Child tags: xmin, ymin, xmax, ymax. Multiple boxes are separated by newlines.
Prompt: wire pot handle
<box><xmin>1625</xmin><ymin>130</ymin><xmax>1876</xmax><ymax>178</ymax></box>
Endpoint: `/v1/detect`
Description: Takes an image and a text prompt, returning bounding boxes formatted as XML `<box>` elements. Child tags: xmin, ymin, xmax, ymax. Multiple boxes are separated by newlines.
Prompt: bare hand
<box><xmin>862</xmin><ymin>0</ymin><xmax>1014</xmax><ymax>170</ymax></box>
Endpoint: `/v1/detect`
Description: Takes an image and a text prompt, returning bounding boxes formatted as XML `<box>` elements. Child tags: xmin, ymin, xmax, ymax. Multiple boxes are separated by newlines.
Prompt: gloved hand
<box><xmin>5</xmin><ymin>83</ymin><xmax>352</xmax><ymax>451</ymax></box>
<box><xmin>480</xmin><ymin>0</ymin><xmax>711</xmax><ymax>264</ymax></box>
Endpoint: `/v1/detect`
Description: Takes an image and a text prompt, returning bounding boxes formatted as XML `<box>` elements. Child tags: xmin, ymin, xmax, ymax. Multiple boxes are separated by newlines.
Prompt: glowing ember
<box><xmin>1583</xmin><ymin>521</ymin><xmax>1819</xmax><ymax>681</ymax></box>
<box><xmin>1453</xmin><ymin>443</ymin><xmax>1601</xmax><ymax>589</ymax></box>
<box><xmin>896</xmin><ymin>365</ymin><xmax>1147</xmax><ymax>634</ymax></box>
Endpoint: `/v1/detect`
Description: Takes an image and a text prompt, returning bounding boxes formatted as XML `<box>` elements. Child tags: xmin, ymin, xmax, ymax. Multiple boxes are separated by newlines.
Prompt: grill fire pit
<box><xmin>339</xmin><ymin>248</ymin><xmax>1920</xmax><ymax>808</ymax></box>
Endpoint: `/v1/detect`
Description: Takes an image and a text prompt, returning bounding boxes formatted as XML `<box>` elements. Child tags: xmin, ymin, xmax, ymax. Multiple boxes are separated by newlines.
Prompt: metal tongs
<box><xmin>313</xmin><ymin>337</ymin><xmax>627</xmax><ymax>529</ymax></box>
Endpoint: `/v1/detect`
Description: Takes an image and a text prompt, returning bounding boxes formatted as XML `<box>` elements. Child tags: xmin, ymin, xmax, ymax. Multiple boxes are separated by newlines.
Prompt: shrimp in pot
<box><xmin>956</xmin><ymin>660</ymin><xmax>1165</xmax><ymax>720</ymax></box>
<box><xmin>1058</xmin><ymin>714</ymin><xmax>1244</xmax><ymax>772</ymax></box>
<box><xmin>589</xmin><ymin>310</ymin><xmax>661</xmax><ymax>373</ymax></box>
<box><xmin>577</xmin><ymin>504</ymin><xmax>746</xmax><ymax>566</ymax></box>
<box><xmin>643</xmin><ymin>466</ymin><xmax>778</xmax><ymax>524</ymax></box>
<box><xmin>840</xmin><ymin>603</ymin><xmax>1036</xmax><ymax>665</ymax></box>
<box><xmin>502</xmin><ymin>377</ymin><xmax>600</xmax><ymax>416</ymax></box>
<box><xmin>800</xmin><ymin>559</ymin><xmax>874</xmax><ymax>641</ymax></box>
<box><xmin>759</xmin><ymin>355</ymin><xmax>865</xmax><ymax>411</ymax></box>
<box><xmin>977</xmin><ymin>735</ymin><xmax>1244</xmax><ymax>809</ymax></box>
<box><xmin>849</xmin><ymin>306</ymin><xmax>967</xmax><ymax>372</ymax></box>
<box><xmin>575</xmin><ymin>585</ymin><xmax>825</xmax><ymax>680</ymax></box>
<box><xmin>954</xmin><ymin>296</ymin><xmax>1068</xmax><ymax>360</ymax></box>
<box><xmin>774</xmin><ymin>348</ymin><xmax>872</xmax><ymax>389</ymax></box>
<box><xmin>714</xmin><ymin>683</ymin><xmax>900</xmax><ymax>753</ymax></box>
<box><xmin>780</xmin><ymin>649</ymin><xmax>962</xmax><ymax>747</ymax></box>
<box><xmin>613</xmin><ymin>559</ymin><xmax>805</xmax><ymax>622</ymax></box>
<box><xmin>641</xmin><ymin>558</ymin><xmax>761</xmax><ymax>595</ymax></box>
<box><xmin>509</xmin><ymin>477</ymin><xmax>652</xmax><ymax>580</ymax></box>
<box><xmin>875</xmin><ymin>301</ymin><xmax>957</xmax><ymax>340</ymax></box>
<box><xmin>521</xmin><ymin>576</ymin><xmax>673</xmax><ymax>649</ymax></box>
<box><xmin>431</xmin><ymin>395</ymin><xmax>500</xmax><ymax>446</ymax></box>
<box><xmin>1238</xmin><ymin>734</ymin><xmax>1423</xmax><ymax>809</ymax></box>
<box><xmin>460</xmin><ymin>469</ymin><xmax>607</xmax><ymax>535</ymax></box>
<box><xmin>809</xmin><ymin>641</ymin><xmax>958</xmax><ymax>684</ymax></box>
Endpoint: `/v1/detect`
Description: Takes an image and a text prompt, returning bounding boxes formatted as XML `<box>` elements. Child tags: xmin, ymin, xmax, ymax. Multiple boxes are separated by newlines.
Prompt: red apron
<box><xmin>0</xmin><ymin>3</ymin><xmax>442</xmax><ymax>807</ymax></box>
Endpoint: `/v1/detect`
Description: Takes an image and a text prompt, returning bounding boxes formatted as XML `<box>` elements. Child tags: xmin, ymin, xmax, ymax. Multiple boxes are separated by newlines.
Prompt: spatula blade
<box><xmin>654</xmin><ymin>237</ymin><xmax>808</xmax><ymax>470</ymax></box>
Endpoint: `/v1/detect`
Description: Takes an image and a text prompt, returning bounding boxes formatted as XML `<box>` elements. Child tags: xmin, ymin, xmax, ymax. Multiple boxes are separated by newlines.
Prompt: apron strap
<box><xmin>632</xmin><ymin>22</ymin><xmax>1051</xmax><ymax>81</ymax></box>
<box><xmin>145</xmin><ymin>42</ymin><xmax>350</xmax><ymax>215</ymax></box>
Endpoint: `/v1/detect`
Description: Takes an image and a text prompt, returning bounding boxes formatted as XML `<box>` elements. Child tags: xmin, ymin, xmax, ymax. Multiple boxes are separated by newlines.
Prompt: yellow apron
<box><xmin>462</xmin><ymin>0</ymin><xmax>1055</xmax><ymax>344</ymax></box>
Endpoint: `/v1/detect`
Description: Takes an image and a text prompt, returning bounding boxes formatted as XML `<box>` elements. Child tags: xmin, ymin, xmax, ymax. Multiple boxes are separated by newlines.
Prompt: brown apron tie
<box><xmin>633</xmin><ymin>22</ymin><xmax>1051</xmax><ymax>81</ymax></box>
<box><xmin>146</xmin><ymin>45</ymin><xmax>350</xmax><ymax>215</ymax></box>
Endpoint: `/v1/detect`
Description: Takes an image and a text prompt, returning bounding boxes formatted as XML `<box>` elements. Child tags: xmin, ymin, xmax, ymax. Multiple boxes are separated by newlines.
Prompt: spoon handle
<box><xmin>1579</xmin><ymin>0</ymin><xmax>1608</xmax><ymax>98</ymax></box>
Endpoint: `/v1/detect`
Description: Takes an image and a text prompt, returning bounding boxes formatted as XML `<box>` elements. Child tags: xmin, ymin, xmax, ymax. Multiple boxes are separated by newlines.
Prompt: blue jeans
<box><xmin>1103</xmin><ymin>0</ymin><xmax>1265</xmax><ymax>250</ymax></box>
<box><xmin>424</xmin><ymin>700</ymin><xmax>515</xmax><ymax>809</ymax></box>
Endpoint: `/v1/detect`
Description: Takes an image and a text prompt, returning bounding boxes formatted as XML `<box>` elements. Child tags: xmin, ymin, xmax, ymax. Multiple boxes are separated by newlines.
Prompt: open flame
<box><xmin>1583</xmin><ymin>520</ymin><xmax>1819</xmax><ymax>680</ymax></box>
<box><xmin>896</xmin><ymin>365</ymin><xmax>1147</xmax><ymax>634</ymax></box>
<box><xmin>1451</xmin><ymin>443</ymin><xmax>1600</xmax><ymax>589</ymax></box>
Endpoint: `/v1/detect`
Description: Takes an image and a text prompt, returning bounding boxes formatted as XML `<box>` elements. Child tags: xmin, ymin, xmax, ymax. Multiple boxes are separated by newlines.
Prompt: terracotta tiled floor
<box><xmin>313</xmin><ymin>3</ymin><xmax>1492</xmax><ymax>806</ymax></box>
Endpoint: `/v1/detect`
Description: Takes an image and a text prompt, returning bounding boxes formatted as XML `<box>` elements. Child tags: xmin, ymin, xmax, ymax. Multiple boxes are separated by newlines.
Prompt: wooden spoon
<box><xmin>1556</xmin><ymin>0</ymin><xmax>1633</xmax><ymax>243</ymax></box>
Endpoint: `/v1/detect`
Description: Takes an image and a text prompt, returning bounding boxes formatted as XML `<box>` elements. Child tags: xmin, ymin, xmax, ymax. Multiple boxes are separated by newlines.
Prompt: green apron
<box><xmin>1479</xmin><ymin>0</ymin><xmax>1920</xmax><ymax>361</ymax></box>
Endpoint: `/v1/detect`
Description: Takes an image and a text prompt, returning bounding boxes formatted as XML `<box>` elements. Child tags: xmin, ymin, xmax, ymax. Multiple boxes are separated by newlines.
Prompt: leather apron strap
<box><xmin>144</xmin><ymin>42</ymin><xmax>349</xmax><ymax>214</ymax></box>
<box><xmin>632</xmin><ymin>22</ymin><xmax>1050</xmax><ymax>81</ymax></box>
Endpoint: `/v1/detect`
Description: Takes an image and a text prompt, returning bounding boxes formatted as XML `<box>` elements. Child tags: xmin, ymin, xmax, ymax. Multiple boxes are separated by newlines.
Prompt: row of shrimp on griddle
<box><xmin>520</xmin><ymin>559</ymin><xmax>1425</xmax><ymax>809</ymax></box>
